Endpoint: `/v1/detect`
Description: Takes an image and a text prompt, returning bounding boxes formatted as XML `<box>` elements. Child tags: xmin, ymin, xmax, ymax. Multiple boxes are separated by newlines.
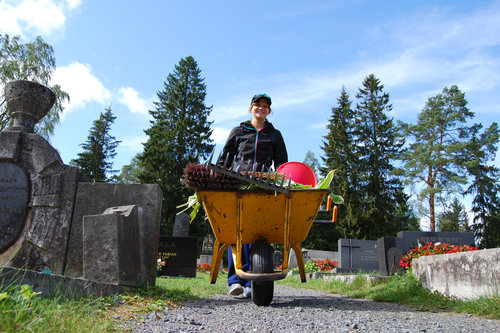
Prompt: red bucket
<box><xmin>277</xmin><ymin>162</ymin><xmax>318</xmax><ymax>186</ymax></box>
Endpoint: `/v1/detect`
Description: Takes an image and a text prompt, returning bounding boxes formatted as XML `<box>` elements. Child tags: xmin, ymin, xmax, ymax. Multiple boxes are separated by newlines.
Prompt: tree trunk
<box><xmin>429</xmin><ymin>192</ymin><xmax>435</xmax><ymax>232</ymax></box>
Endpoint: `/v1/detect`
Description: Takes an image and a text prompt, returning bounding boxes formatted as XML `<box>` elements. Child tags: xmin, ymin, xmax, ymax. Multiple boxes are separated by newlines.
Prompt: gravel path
<box><xmin>130</xmin><ymin>284</ymin><xmax>499</xmax><ymax>332</ymax></box>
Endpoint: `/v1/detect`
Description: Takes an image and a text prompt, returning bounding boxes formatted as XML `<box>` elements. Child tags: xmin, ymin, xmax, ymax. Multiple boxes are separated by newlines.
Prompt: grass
<box><xmin>278</xmin><ymin>273</ymin><xmax>500</xmax><ymax>319</ymax></box>
<box><xmin>1</xmin><ymin>270</ymin><xmax>498</xmax><ymax>332</ymax></box>
<box><xmin>0</xmin><ymin>271</ymin><xmax>228</xmax><ymax>332</ymax></box>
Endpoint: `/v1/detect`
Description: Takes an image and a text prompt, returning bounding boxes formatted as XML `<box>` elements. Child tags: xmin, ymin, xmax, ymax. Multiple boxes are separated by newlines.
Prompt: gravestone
<box><xmin>158</xmin><ymin>236</ymin><xmax>197</xmax><ymax>277</ymax></box>
<box><xmin>273</xmin><ymin>251</ymin><xmax>284</xmax><ymax>268</ymax></box>
<box><xmin>338</xmin><ymin>238</ymin><xmax>379</xmax><ymax>273</ymax></box>
<box><xmin>173</xmin><ymin>213</ymin><xmax>190</xmax><ymax>237</ymax></box>
<box><xmin>201</xmin><ymin>234</ymin><xmax>215</xmax><ymax>255</ymax></box>
<box><xmin>378</xmin><ymin>230</ymin><xmax>476</xmax><ymax>276</ymax></box>
<box><xmin>0</xmin><ymin>162</ymin><xmax>29</xmax><ymax>251</ymax></box>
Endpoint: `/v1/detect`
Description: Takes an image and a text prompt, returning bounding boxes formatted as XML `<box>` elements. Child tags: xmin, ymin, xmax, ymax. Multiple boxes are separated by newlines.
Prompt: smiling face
<box><xmin>249</xmin><ymin>98</ymin><xmax>271</xmax><ymax>121</ymax></box>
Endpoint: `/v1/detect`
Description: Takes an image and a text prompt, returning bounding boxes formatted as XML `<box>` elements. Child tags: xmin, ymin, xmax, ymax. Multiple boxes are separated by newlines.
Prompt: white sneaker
<box><xmin>228</xmin><ymin>283</ymin><xmax>243</xmax><ymax>296</ymax></box>
<box><xmin>243</xmin><ymin>287</ymin><xmax>251</xmax><ymax>298</ymax></box>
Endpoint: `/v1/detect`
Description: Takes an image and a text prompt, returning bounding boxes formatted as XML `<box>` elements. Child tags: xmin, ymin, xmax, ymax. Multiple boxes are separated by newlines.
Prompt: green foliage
<box><xmin>303</xmin><ymin>150</ymin><xmax>321</xmax><ymax>175</ymax></box>
<box><xmin>398</xmin><ymin>85</ymin><xmax>499</xmax><ymax>232</ymax></box>
<box><xmin>70</xmin><ymin>106</ymin><xmax>120</xmax><ymax>182</ymax></box>
<box><xmin>320</xmin><ymin>78</ymin><xmax>413</xmax><ymax>243</ymax></box>
<box><xmin>113</xmin><ymin>153</ymin><xmax>144</xmax><ymax>183</ymax></box>
<box><xmin>0</xmin><ymin>33</ymin><xmax>69</xmax><ymax>139</ymax></box>
<box><xmin>139</xmin><ymin>56</ymin><xmax>214</xmax><ymax>235</ymax></box>
<box><xmin>438</xmin><ymin>198</ymin><xmax>469</xmax><ymax>232</ymax></box>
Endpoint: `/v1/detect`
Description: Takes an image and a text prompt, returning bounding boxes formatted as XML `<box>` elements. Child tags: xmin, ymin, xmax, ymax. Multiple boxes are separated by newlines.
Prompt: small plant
<box><xmin>400</xmin><ymin>242</ymin><xmax>478</xmax><ymax>271</ymax></box>
<box><xmin>294</xmin><ymin>259</ymin><xmax>338</xmax><ymax>273</ymax></box>
<box><xmin>157</xmin><ymin>258</ymin><xmax>166</xmax><ymax>272</ymax></box>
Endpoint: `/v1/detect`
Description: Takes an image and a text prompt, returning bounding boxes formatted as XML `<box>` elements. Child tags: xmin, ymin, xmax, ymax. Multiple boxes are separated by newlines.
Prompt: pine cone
<box><xmin>183</xmin><ymin>163</ymin><xmax>242</xmax><ymax>190</ymax></box>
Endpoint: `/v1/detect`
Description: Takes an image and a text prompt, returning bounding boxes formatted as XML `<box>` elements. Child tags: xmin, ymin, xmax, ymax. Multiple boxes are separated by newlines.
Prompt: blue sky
<box><xmin>1</xmin><ymin>1</ymin><xmax>499</xmax><ymax>221</ymax></box>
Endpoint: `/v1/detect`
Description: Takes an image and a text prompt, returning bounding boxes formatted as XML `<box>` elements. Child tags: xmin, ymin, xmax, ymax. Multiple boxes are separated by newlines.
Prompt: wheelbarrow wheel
<box><xmin>251</xmin><ymin>240</ymin><xmax>274</xmax><ymax>306</ymax></box>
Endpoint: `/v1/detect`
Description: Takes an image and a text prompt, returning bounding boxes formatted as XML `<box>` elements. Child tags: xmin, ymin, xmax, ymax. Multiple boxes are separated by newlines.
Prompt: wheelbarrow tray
<box><xmin>196</xmin><ymin>189</ymin><xmax>330</xmax><ymax>283</ymax></box>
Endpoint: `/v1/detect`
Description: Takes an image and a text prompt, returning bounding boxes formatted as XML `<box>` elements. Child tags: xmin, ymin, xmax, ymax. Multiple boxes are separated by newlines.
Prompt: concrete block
<box><xmin>82</xmin><ymin>205</ymin><xmax>142</xmax><ymax>287</ymax></box>
<box><xmin>413</xmin><ymin>248</ymin><xmax>500</xmax><ymax>300</ymax></box>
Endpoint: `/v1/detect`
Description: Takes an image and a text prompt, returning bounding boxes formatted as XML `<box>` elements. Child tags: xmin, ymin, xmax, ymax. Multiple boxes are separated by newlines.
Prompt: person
<box><xmin>218</xmin><ymin>93</ymin><xmax>288</xmax><ymax>298</ymax></box>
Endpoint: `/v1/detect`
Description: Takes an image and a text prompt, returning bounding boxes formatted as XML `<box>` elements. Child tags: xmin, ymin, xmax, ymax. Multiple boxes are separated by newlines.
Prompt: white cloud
<box><xmin>117</xmin><ymin>87</ymin><xmax>150</xmax><ymax>114</ymax></box>
<box><xmin>210</xmin><ymin>127</ymin><xmax>231</xmax><ymax>145</ymax></box>
<box><xmin>0</xmin><ymin>0</ymin><xmax>81</xmax><ymax>37</ymax></box>
<box><xmin>51</xmin><ymin>62</ymin><xmax>111</xmax><ymax>115</ymax></box>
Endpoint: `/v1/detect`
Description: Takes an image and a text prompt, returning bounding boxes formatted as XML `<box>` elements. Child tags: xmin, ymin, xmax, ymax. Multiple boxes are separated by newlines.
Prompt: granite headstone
<box><xmin>338</xmin><ymin>238</ymin><xmax>379</xmax><ymax>272</ymax></box>
<box><xmin>158</xmin><ymin>236</ymin><xmax>197</xmax><ymax>277</ymax></box>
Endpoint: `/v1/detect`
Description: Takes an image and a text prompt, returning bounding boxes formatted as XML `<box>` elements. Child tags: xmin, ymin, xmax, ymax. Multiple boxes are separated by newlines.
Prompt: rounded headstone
<box><xmin>0</xmin><ymin>162</ymin><xmax>30</xmax><ymax>252</ymax></box>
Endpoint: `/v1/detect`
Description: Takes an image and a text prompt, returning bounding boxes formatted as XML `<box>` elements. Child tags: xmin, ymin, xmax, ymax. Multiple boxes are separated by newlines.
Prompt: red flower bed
<box><xmin>400</xmin><ymin>241</ymin><xmax>478</xmax><ymax>271</ymax></box>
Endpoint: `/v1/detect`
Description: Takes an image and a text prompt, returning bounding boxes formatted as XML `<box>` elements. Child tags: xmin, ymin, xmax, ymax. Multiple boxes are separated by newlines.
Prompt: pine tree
<box><xmin>353</xmin><ymin>74</ymin><xmax>407</xmax><ymax>239</ymax></box>
<box><xmin>399</xmin><ymin>86</ymin><xmax>498</xmax><ymax>232</ymax></box>
<box><xmin>70</xmin><ymin>106</ymin><xmax>120</xmax><ymax>182</ymax></box>
<box><xmin>303</xmin><ymin>150</ymin><xmax>320</xmax><ymax>175</ymax></box>
<box><xmin>139</xmin><ymin>56</ymin><xmax>213</xmax><ymax>234</ymax></box>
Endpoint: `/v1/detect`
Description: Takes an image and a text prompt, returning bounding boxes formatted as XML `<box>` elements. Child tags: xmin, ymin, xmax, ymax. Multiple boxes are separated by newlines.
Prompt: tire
<box><xmin>251</xmin><ymin>240</ymin><xmax>274</xmax><ymax>306</ymax></box>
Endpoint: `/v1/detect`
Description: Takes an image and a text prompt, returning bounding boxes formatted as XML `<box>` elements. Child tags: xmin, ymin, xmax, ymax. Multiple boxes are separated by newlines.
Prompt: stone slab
<box><xmin>82</xmin><ymin>205</ymin><xmax>142</xmax><ymax>287</ymax></box>
<box><xmin>412</xmin><ymin>248</ymin><xmax>500</xmax><ymax>300</ymax></box>
<box><xmin>158</xmin><ymin>236</ymin><xmax>197</xmax><ymax>278</ymax></box>
<box><xmin>338</xmin><ymin>238</ymin><xmax>379</xmax><ymax>272</ymax></box>
<box><xmin>0</xmin><ymin>266</ymin><xmax>124</xmax><ymax>298</ymax></box>
<box><xmin>67</xmin><ymin>183</ymin><xmax>162</xmax><ymax>285</ymax></box>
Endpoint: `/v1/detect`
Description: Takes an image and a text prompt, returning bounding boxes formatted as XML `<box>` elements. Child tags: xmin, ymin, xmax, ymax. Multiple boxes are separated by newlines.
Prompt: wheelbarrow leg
<box><xmin>210</xmin><ymin>240</ymin><xmax>228</xmax><ymax>284</ymax></box>
<box><xmin>291</xmin><ymin>243</ymin><xmax>307</xmax><ymax>282</ymax></box>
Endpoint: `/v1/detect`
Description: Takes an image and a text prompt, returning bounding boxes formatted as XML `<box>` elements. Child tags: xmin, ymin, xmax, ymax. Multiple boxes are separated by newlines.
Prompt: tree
<box><xmin>0</xmin><ymin>33</ymin><xmax>69</xmax><ymax>138</ymax></box>
<box><xmin>398</xmin><ymin>85</ymin><xmax>498</xmax><ymax>231</ymax></box>
<box><xmin>321</xmin><ymin>86</ymin><xmax>362</xmax><ymax>239</ymax></box>
<box><xmin>70</xmin><ymin>106</ymin><xmax>121</xmax><ymax>182</ymax></box>
<box><xmin>437</xmin><ymin>198</ymin><xmax>468</xmax><ymax>232</ymax></box>
<box><xmin>464</xmin><ymin>122</ymin><xmax>500</xmax><ymax>247</ymax></box>
<box><xmin>303</xmin><ymin>150</ymin><xmax>320</xmax><ymax>175</ymax></box>
<box><xmin>139</xmin><ymin>56</ymin><xmax>213</xmax><ymax>235</ymax></box>
<box><xmin>353</xmin><ymin>74</ymin><xmax>407</xmax><ymax>239</ymax></box>
<box><xmin>113</xmin><ymin>153</ymin><xmax>144</xmax><ymax>184</ymax></box>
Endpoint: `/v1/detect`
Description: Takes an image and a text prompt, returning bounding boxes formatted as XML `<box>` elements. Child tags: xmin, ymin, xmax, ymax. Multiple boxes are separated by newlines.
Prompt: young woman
<box><xmin>219</xmin><ymin>93</ymin><xmax>288</xmax><ymax>297</ymax></box>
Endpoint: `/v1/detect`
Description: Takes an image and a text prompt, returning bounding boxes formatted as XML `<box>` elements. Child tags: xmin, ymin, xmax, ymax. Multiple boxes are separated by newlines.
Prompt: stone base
<box><xmin>0</xmin><ymin>266</ymin><xmax>124</xmax><ymax>298</ymax></box>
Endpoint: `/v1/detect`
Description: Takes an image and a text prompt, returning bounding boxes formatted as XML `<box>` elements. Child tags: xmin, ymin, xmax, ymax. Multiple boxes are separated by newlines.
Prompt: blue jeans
<box><xmin>227</xmin><ymin>244</ymin><xmax>252</xmax><ymax>287</ymax></box>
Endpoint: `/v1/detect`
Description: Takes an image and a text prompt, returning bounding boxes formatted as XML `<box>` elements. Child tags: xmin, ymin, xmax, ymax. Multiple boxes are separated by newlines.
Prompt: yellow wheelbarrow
<box><xmin>196</xmin><ymin>188</ymin><xmax>331</xmax><ymax>306</ymax></box>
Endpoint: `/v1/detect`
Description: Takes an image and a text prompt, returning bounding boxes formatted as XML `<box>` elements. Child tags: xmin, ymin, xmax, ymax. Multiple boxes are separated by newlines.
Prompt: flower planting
<box><xmin>399</xmin><ymin>242</ymin><xmax>478</xmax><ymax>271</ymax></box>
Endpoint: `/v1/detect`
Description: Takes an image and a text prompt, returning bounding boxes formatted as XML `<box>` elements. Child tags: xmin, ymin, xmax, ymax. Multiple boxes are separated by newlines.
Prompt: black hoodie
<box><xmin>219</xmin><ymin>120</ymin><xmax>288</xmax><ymax>172</ymax></box>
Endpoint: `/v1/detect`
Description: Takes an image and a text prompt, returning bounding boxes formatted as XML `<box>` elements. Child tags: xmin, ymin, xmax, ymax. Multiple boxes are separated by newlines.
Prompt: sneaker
<box><xmin>243</xmin><ymin>287</ymin><xmax>251</xmax><ymax>298</ymax></box>
<box><xmin>228</xmin><ymin>283</ymin><xmax>243</xmax><ymax>296</ymax></box>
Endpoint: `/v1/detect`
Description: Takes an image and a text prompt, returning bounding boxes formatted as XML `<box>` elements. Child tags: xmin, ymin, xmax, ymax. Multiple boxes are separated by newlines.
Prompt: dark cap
<box><xmin>251</xmin><ymin>93</ymin><xmax>271</xmax><ymax>106</ymax></box>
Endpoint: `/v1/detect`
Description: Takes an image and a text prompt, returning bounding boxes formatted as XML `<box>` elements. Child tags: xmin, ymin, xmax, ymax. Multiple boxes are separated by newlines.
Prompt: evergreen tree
<box><xmin>0</xmin><ymin>33</ymin><xmax>69</xmax><ymax>138</ymax></box>
<box><xmin>398</xmin><ymin>86</ymin><xmax>498</xmax><ymax>231</ymax></box>
<box><xmin>70</xmin><ymin>106</ymin><xmax>120</xmax><ymax>182</ymax></box>
<box><xmin>353</xmin><ymin>74</ymin><xmax>406</xmax><ymax>239</ymax></box>
<box><xmin>303</xmin><ymin>150</ymin><xmax>320</xmax><ymax>175</ymax></box>
<box><xmin>464</xmin><ymin>123</ymin><xmax>500</xmax><ymax>248</ymax></box>
<box><xmin>321</xmin><ymin>86</ymin><xmax>362</xmax><ymax>239</ymax></box>
<box><xmin>139</xmin><ymin>56</ymin><xmax>213</xmax><ymax>235</ymax></box>
<box><xmin>437</xmin><ymin>198</ymin><xmax>468</xmax><ymax>232</ymax></box>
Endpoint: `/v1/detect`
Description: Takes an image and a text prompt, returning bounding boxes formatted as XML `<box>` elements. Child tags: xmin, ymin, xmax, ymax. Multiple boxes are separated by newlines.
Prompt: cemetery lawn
<box><xmin>278</xmin><ymin>273</ymin><xmax>500</xmax><ymax>320</ymax></box>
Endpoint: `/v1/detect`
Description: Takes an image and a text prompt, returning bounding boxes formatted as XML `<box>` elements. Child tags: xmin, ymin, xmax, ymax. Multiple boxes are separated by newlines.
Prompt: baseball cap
<box><xmin>251</xmin><ymin>93</ymin><xmax>271</xmax><ymax>106</ymax></box>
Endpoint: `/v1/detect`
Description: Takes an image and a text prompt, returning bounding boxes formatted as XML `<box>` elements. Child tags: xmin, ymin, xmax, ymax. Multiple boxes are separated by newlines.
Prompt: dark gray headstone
<box><xmin>201</xmin><ymin>234</ymin><xmax>215</xmax><ymax>255</ymax></box>
<box><xmin>158</xmin><ymin>236</ymin><xmax>197</xmax><ymax>278</ymax></box>
<box><xmin>378</xmin><ymin>230</ymin><xmax>476</xmax><ymax>276</ymax></box>
<box><xmin>338</xmin><ymin>239</ymin><xmax>379</xmax><ymax>272</ymax></box>
<box><xmin>273</xmin><ymin>251</ymin><xmax>284</xmax><ymax>268</ymax></box>
<box><xmin>0</xmin><ymin>162</ymin><xmax>29</xmax><ymax>252</ymax></box>
<box><xmin>172</xmin><ymin>213</ymin><xmax>190</xmax><ymax>237</ymax></box>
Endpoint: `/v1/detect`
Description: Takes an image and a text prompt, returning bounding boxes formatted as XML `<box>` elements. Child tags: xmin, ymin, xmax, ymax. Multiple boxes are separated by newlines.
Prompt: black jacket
<box><xmin>219</xmin><ymin>120</ymin><xmax>288</xmax><ymax>172</ymax></box>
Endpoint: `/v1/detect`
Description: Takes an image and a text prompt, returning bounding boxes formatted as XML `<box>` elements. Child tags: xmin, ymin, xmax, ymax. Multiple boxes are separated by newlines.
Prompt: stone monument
<box><xmin>0</xmin><ymin>80</ymin><xmax>162</xmax><ymax>294</ymax></box>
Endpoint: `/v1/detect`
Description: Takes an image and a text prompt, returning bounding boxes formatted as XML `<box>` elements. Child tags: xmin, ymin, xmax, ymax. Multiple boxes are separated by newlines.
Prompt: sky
<box><xmin>1</xmin><ymin>1</ymin><xmax>499</xmax><ymax>221</ymax></box>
